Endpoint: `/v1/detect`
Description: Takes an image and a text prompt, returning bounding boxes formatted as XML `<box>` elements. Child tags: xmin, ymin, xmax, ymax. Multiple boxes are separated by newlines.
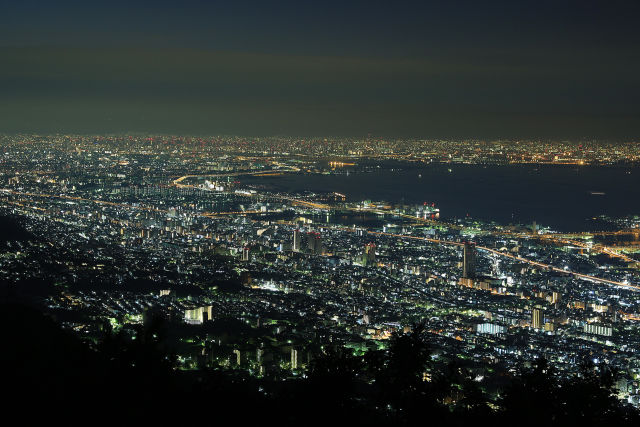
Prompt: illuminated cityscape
<box><xmin>2</xmin><ymin>134</ymin><xmax>640</xmax><ymax>416</ymax></box>
<box><xmin>2</xmin><ymin>1</ymin><xmax>640</xmax><ymax>424</ymax></box>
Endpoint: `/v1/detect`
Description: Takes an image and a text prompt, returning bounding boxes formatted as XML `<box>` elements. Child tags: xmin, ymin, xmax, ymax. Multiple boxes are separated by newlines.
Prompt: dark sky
<box><xmin>1</xmin><ymin>0</ymin><xmax>639</xmax><ymax>138</ymax></box>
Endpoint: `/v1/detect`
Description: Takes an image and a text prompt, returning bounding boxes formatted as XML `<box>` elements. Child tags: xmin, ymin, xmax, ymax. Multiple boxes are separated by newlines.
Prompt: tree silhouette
<box><xmin>499</xmin><ymin>357</ymin><xmax>640</xmax><ymax>426</ymax></box>
<box><xmin>3</xmin><ymin>302</ymin><xmax>639</xmax><ymax>426</ymax></box>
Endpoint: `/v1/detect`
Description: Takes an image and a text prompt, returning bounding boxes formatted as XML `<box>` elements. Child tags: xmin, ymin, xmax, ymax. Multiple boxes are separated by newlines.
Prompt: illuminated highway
<box><xmin>1</xmin><ymin>189</ymin><xmax>279</xmax><ymax>220</ymax></box>
<box><xmin>367</xmin><ymin>230</ymin><xmax>640</xmax><ymax>292</ymax></box>
<box><xmin>354</xmin><ymin>207</ymin><xmax>638</xmax><ymax>264</ymax></box>
<box><xmin>3</xmin><ymin>184</ymin><xmax>637</xmax><ymax>293</ymax></box>
<box><xmin>6</xmin><ymin>182</ymin><xmax>637</xmax><ymax>266</ymax></box>
<box><xmin>172</xmin><ymin>165</ymin><xmax>300</xmax><ymax>188</ymax></box>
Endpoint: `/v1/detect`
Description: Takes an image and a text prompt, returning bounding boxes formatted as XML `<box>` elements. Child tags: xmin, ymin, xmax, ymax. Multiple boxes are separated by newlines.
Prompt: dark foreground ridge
<box><xmin>2</xmin><ymin>303</ymin><xmax>638</xmax><ymax>426</ymax></box>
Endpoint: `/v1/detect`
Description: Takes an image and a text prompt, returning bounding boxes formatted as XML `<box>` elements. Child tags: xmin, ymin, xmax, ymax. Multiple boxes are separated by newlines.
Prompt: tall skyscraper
<box><xmin>307</xmin><ymin>232</ymin><xmax>323</xmax><ymax>255</ymax></box>
<box><xmin>242</xmin><ymin>247</ymin><xmax>250</xmax><ymax>262</ymax></box>
<box><xmin>463</xmin><ymin>242</ymin><xmax>476</xmax><ymax>279</ymax></box>
<box><xmin>363</xmin><ymin>242</ymin><xmax>376</xmax><ymax>266</ymax></box>
<box><xmin>532</xmin><ymin>308</ymin><xmax>543</xmax><ymax>329</ymax></box>
<box><xmin>291</xmin><ymin>348</ymin><xmax>298</xmax><ymax>370</ymax></box>
<box><xmin>293</xmin><ymin>229</ymin><xmax>301</xmax><ymax>252</ymax></box>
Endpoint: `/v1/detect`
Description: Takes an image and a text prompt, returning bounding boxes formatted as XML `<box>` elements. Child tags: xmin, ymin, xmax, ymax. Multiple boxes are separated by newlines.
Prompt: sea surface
<box><xmin>241</xmin><ymin>163</ymin><xmax>640</xmax><ymax>232</ymax></box>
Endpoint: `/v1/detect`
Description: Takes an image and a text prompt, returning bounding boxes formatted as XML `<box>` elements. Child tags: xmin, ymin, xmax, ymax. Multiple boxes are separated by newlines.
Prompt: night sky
<box><xmin>1</xmin><ymin>0</ymin><xmax>639</xmax><ymax>138</ymax></box>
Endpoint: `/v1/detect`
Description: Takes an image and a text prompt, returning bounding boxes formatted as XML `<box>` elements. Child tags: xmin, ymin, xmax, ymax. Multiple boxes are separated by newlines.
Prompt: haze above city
<box><xmin>2</xmin><ymin>0</ymin><xmax>640</xmax><ymax>138</ymax></box>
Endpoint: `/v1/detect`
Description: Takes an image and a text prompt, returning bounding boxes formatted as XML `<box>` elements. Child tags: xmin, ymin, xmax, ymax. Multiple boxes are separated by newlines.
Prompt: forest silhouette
<box><xmin>3</xmin><ymin>303</ymin><xmax>639</xmax><ymax>425</ymax></box>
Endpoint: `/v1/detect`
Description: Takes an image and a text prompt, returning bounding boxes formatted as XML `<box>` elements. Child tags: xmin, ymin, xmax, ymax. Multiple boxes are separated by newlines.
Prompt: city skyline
<box><xmin>2</xmin><ymin>1</ymin><xmax>640</xmax><ymax>423</ymax></box>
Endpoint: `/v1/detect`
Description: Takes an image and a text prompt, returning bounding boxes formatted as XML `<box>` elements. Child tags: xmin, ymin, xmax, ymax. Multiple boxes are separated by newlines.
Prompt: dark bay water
<box><xmin>242</xmin><ymin>164</ymin><xmax>640</xmax><ymax>232</ymax></box>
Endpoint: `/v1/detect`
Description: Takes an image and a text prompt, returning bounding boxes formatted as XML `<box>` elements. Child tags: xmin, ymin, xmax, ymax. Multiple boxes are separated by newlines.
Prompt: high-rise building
<box><xmin>184</xmin><ymin>305</ymin><xmax>213</xmax><ymax>324</ymax></box>
<box><xmin>583</xmin><ymin>323</ymin><xmax>613</xmax><ymax>337</ymax></box>
<box><xmin>476</xmin><ymin>323</ymin><xmax>506</xmax><ymax>335</ymax></box>
<box><xmin>463</xmin><ymin>242</ymin><xmax>476</xmax><ymax>279</ymax></box>
<box><xmin>291</xmin><ymin>348</ymin><xmax>298</xmax><ymax>370</ymax></box>
<box><xmin>363</xmin><ymin>242</ymin><xmax>376</xmax><ymax>266</ymax></box>
<box><xmin>307</xmin><ymin>232</ymin><xmax>323</xmax><ymax>255</ymax></box>
<box><xmin>242</xmin><ymin>247</ymin><xmax>250</xmax><ymax>262</ymax></box>
<box><xmin>532</xmin><ymin>308</ymin><xmax>543</xmax><ymax>329</ymax></box>
<box><xmin>293</xmin><ymin>229</ymin><xmax>301</xmax><ymax>252</ymax></box>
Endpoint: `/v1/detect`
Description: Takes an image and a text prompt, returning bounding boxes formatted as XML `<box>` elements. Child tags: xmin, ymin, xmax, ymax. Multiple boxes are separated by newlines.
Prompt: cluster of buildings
<box><xmin>1</xmin><ymin>135</ymin><xmax>640</xmax><ymax>404</ymax></box>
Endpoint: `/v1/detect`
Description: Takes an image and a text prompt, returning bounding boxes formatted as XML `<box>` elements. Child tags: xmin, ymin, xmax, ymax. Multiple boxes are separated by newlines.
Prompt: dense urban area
<box><xmin>2</xmin><ymin>134</ymin><xmax>640</xmax><ymax>422</ymax></box>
